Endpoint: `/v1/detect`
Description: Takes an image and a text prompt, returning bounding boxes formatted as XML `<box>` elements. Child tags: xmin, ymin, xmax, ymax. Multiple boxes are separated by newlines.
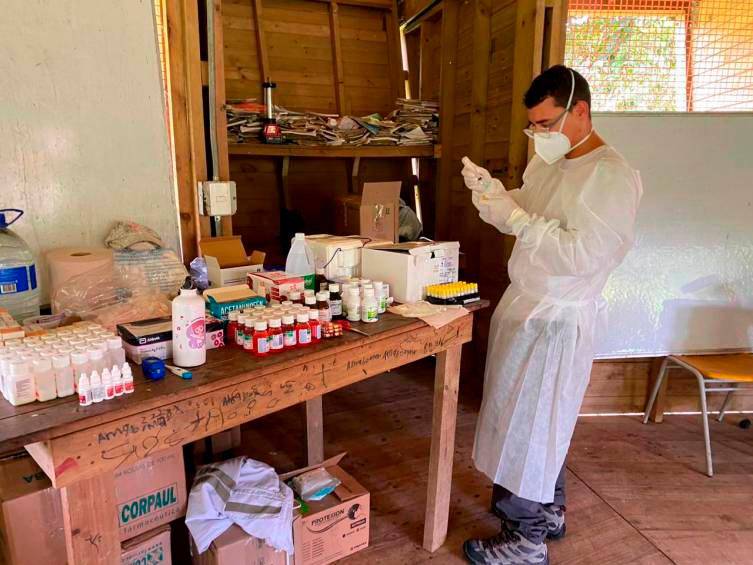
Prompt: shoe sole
<box><xmin>463</xmin><ymin>540</ymin><xmax>550</xmax><ymax>565</ymax></box>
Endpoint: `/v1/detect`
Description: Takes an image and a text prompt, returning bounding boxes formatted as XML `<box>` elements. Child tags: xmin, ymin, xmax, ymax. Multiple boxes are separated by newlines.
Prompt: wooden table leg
<box><xmin>423</xmin><ymin>344</ymin><xmax>461</xmax><ymax>552</ymax></box>
<box><xmin>647</xmin><ymin>356</ymin><xmax>669</xmax><ymax>423</ymax></box>
<box><xmin>306</xmin><ymin>396</ymin><xmax>324</xmax><ymax>465</ymax></box>
<box><xmin>60</xmin><ymin>473</ymin><xmax>120</xmax><ymax>564</ymax></box>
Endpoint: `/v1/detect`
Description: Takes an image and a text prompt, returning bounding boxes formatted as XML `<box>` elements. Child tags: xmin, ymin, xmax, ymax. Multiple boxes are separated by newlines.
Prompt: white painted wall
<box><xmin>594</xmin><ymin>113</ymin><xmax>753</xmax><ymax>358</ymax></box>
<box><xmin>0</xmin><ymin>0</ymin><xmax>180</xmax><ymax>301</ymax></box>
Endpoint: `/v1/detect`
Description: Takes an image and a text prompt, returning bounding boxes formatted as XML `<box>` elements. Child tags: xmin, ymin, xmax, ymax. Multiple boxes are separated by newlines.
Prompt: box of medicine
<box><xmin>191</xmin><ymin>525</ymin><xmax>289</xmax><ymax>565</ymax></box>
<box><xmin>204</xmin><ymin>285</ymin><xmax>265</xmax><ymax>320</ymax></box>
<box><xmin>248</xmin><ymin>272</ymin><xmax>305</xmax><ymax>303</ymax></box>
<box><xmin>200</xmin><ymin>236</ymin><xmax>265</xmax><ymax>288</ymax></box>
<box><xmin>119</xmin><ymin>315</ymin><xmax>225</xmax><ymax>363</ymax></box>
<box><xmin>121</xmin><ymin>525</ymin><xmax>172</xmax><ymax>565</ymax></box>
<box><xmin>361</xmin><ymin>241</ymin><xmax>460</xmax><ymax>304</ymax></box>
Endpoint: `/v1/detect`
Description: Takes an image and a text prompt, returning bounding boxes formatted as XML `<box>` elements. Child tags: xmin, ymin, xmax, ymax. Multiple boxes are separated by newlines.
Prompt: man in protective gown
<box><xmin>462</xmin><ymin>66</ymin><xmax>643</xmax><ymax>565</ymax></box>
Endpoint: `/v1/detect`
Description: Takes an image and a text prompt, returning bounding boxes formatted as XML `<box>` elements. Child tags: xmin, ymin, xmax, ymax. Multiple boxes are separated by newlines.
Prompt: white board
<box><xmin>594</xmin><ymin>113</ymin><xmax>753</xmax><ymax>358</ymax></box>
<box><xmin>0</xmin><ymin>0</ymin><xmax>180</xmax><ymax>301</ymax></box>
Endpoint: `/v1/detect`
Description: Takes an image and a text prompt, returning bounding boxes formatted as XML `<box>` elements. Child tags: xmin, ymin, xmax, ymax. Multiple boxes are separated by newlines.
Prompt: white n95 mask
<box><xmin>529</xmin><ymin>69</ymin><xmax>592</xmax><ymax>165</ymax></box>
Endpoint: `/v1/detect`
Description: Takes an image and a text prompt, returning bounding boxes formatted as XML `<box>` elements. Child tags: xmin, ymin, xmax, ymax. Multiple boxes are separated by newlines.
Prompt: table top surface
<box><xmin>0</xmin><ymin>302</ymin><xmax>487</xmax><ymax>452</ymax></box>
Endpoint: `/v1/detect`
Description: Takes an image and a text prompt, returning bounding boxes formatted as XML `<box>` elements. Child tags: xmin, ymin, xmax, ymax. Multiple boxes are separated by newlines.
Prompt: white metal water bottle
<box><xmin>172</xmin><ymin>276</ymin><xmax>206</xmax><ymax>367</ymax></box>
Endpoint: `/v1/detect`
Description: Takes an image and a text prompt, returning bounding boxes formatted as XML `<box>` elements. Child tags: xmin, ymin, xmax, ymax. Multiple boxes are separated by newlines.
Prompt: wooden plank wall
<box><xmin>221</xmin><ymin>0</ymin><xmax>412</xmax><ymax>261</ymax></box>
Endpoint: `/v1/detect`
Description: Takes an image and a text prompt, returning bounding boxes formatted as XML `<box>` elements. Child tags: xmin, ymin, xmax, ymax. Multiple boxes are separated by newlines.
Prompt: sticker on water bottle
<box><xmin>0</xmin><ymin>265</ymin><xmax>37</xmax><ymax>294</ymax></box>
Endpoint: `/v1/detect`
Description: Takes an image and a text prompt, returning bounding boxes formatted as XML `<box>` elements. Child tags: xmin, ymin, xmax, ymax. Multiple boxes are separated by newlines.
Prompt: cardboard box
<box><xmin>115</xmin><ymin>447</ymin><xmax>187</xmax><ymax>541</ymax></box>
<box><xmin>361</xmin><ymin>241</ymin><xmax>460</xmax><ymax>303</ymax></box>
<box><xmin>248</xmin><ymin>272</ymin><xmax>305</xmax><ymax>303</ymax></box>
<box><xmin>334</xmin><ymin>182</ymin><xmax>401</xmax><ymax>243</ymax></box>
<box><xmin>121</xmin><ymin>526</ymin><xmax>172</xmax><ymax>565</ymax></box>
<box><xmin>305</xmin><ymin>235</ymin><xmax>365</xmax><ymax>280</ymax></box>
<box><xmin>118</xmin><ymin>315</ymin><xmax>225</xmax><ymax>364</ymax></box>
<box><xmin>200</xmin><ymin>236</ymin><xmax>265</xmax><ymax>289</ymax></box>
<box><xmin>284</xmin><ymin>453</ymin><xmax>370</xmax><ymax>565</ymax></box>
<box><xmin>204</xmin><ymin>285</ymin><xmax>265</xmax><ymax>320</ymax></box>
<box><xmin>0</xmin><ymin>453</ymin><xmax>65</xmax><ymax>565</ymax></box>
<box><xmin>192</xmin><ymin>525</ymin><xmax>290</xmax><ymax>565</ymax></box>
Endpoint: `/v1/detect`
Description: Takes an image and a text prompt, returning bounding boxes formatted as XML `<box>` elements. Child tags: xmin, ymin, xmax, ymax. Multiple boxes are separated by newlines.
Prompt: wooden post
<box><xmin>252</xmin><ymin>0</ymin><xmax>269</xmax><ymax>85</ymax></box>
<box><xmin>60</xmin><ymin>474</ymin><xmax>120</xmax><ymax>565</ymax></box>
<box><xmin>435</xmin><ymin>0</ymin><xmax>459</xmax><ymax>239</ymax></box>
<box><xmin>385</xmin><ymin>0</ymin><xmax>405</xmax><ymax>104</ymax></box>
<box><xmin>423</xmin><ymin>344</ymin><xmax>461</xmax><ymax>552</ymax></box>
<box><xmin>328</xmin><ymin>1</ymin><xmax>348</xmax><ymax>115</ymax></box>
<box><xmin>166</xmin><ymin>0</ymin><xmax>211</xmax><ymax>258</ymax></box>
<box><xmin>647</xmin><ymin>356</ymin><xmax>669</xmax><ymax>423</ymax></box>
<box><xmin>306</xmin><ymin>397</ymin><xmax>325</xmax><ymax>465</ymax></box>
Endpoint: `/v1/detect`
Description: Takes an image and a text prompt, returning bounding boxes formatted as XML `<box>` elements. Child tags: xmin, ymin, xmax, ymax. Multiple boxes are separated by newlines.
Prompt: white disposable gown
<box><xmin>472</xmin><ymin>145</ymin><xmax>642</xmax><ymax>503</ymax></box>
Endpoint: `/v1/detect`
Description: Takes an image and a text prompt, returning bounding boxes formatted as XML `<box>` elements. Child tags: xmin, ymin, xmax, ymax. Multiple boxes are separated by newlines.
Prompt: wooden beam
<box><xmin>27</xmin><ymin>316</ymin><xmax>473</xmax><ymax>487</ymax></box>
<box><xmin>309</xmin><ymin>0</ymin><xmax>393</xmax><ymax>9</ymax></box>
<box><xmin>547</xmin><ymin>0</ymin><xmax>568</xmax><ymax>66</ymax></box>
<box><xmin>423</xmin><ymin>344</ymin><xmax>461</xmax><ymax>552</ymax></box>
<box><xmin>328</xmin><ymin>1</ymin><xmax>348</xmax><ymax>114</ymax></box>
<box><xmin>306</xmin><ymin>397</ymin><xmax>325</xmax><ymax>465</ymax></box>
<box><xmin>252</xmin><ymin>0</ymin><xmax>269</xmax><ymax>85</ymax></box>
<box><xmin>385</xmin><ymin>0</ymin><xmax>406</xmax><ymax>103</ymax></box>
<box><xmin>60</xmin><ymin>474</ymin><xmax>120</xmax><ymax>564</ymax></box>
<box><xmin>418</xmin><ymin>17</ymin><xmax>441</xmax><ymax>100</ymax></box>
<box><xmin>211</xmin><ymin>0</ymin><xmax>233</xmax><ymax>236</ymax></box>
<box><xmin>435</xmin><ymin>0</ymin><xmax>459</xmax><ymax>239</ymax></box>
<box><xmin>506</xmin><ymin>0</ymin><xmax>539</xmax><ymax>187</ymax></box>
<box><xmin>166</xmin><ymin>0</ymin><xmax>210</xmax><ymax>259</ymax></box>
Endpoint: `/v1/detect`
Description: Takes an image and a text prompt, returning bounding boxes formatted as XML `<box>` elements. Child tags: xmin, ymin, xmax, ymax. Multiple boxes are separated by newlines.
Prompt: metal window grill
<box><xmin>564</xmin><ymin>0</ymin><xmax>753</xmax><ymax>111</ymax></box>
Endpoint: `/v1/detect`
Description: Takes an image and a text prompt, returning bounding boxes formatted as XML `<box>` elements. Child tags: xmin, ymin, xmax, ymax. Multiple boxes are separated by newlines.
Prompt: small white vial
<box><xmin>78</xmin><ymin>373</ymin><xmax>92</xmax><ymax>407</ymax></box>
<box><xmin>90</xmin><ymin>370</ymin><xmax>104</xmax><ymax>403</ymax></box>
<box><xmin>102</xmin><ymin>367</ymin><xmax>114</xmax><ymax>400</ymax></box>
<box><xmin>112</xmin><ymin>365</ymin><xmax>124</xmax><ymax>396</ymax></box>
<box><xmin>122</xmin><ymin>363</ymin><xmax>135</xmax><ymax>394</ymax></box>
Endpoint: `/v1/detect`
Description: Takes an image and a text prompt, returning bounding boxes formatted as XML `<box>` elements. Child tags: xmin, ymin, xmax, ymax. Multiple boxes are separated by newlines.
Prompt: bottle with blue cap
<box><xmin>0</xmin><ymin>209</ymin><xmax>40</xmax><ymax>322</ymax></box>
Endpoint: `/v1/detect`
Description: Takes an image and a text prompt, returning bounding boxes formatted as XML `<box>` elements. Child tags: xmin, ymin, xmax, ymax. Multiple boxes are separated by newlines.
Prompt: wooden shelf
<box><xmin>228</xmin><ymin>142</ymin><xmax>439</xmax><ymax>159</ymax></box>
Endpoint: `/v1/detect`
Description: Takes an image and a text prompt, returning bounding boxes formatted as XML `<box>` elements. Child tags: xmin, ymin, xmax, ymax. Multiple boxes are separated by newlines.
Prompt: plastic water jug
<box><xmin>0</xmin><ymin>210</ymin><xmax>40</xmax><ymax>322</ymax></box>
<box><xmin>285</xmin><ymin>233</ymin><xmax>315</xmax><ymax>290</ymax></box>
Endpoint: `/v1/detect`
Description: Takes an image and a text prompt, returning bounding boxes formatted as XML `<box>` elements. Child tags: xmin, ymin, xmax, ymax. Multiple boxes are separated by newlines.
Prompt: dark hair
<box><xmin>524</xmin><ymin>65</ymin><xmax>591</xmax><ymax>111</ymax></box>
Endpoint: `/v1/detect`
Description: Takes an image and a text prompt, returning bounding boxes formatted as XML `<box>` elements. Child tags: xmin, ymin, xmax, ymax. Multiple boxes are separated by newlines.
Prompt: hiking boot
<box><xmin>463</xmin><ymin>526</ymin><xmax>548</xmax><ymax>565</ymax></box>
<box><xmin>542</xmin><ymin>505</ymin><xmax>566</xmax><ymax>540</ymax></box>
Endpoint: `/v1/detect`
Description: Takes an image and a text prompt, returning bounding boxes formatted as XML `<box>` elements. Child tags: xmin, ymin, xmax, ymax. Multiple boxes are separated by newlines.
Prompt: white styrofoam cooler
<box><xmin>360</xmin><ymin>241</ymin><xmax>459</xmax><ymax>304</ymax></box>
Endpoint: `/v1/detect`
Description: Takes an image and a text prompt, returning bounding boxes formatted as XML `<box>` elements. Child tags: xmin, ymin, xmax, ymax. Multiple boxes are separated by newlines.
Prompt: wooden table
<box><xmin>0</xmin><ymin>305</ymin><xmax>484</xmax><ymax>564</ymax></box>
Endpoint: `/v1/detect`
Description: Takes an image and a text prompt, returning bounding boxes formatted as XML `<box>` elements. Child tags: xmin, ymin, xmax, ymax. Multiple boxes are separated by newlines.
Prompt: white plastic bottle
<box><xmin>346</xmin><ymin>288</ymin><xmax>361</xmax><ymax>322</ymax></box>
<box><xmin>78</xmin><ymin>373</ymin><xmax>91</xmax><ymax>407</ymax></box>
<box><xmin>88</xmin><ymin>348</ymin><xmax>106</xmax><ymax>375</ymax></box>
<box><xmin>52</xmin><ymin>353</ymin><xmax>75</xmax><ymax>398</ymax></box>
<box><xmin>6</xmin><ymin>359</ymin><xmax>34</xmax><ymax>406</ymax></box>
<box><xmin>0</xmin><ymin>209</ymin><xmax>40</xmax><ymax>321</ymax></box>
<box><xmin>33</xmin><ymin>357</ymin><xmax>56</xmax><ymax>401</ymax></box>
<box><xmin>102</xmin><ymin>367</ymin><xmax>114</xmax><ymax>400</ymax></box>
<box><xmin>106</xmin><ymin>336</ymin><xmax>126</xmax><ymax>369</ymax></box>
<box><xmin>361</xmin><ymin>288</ymin><xmax>378</xmax><ymax>323</ymax></box>
<box><xmin>373</xmin><ymin>281</ymin><xmax>388</xmax><ymax>314</ymax></box>
<box><xmin>285</xmin><ymin>233</ymin><xmax>315</xmax><ymax>291</ymax></box>
<box><xmin>70</xmin><ymin>350</ymin><xmax>90</xmax><ymax>391</ymax></box>
<box><xmin>172</xmin><ymin>277</ymin><xmax>206</xmax><ymax>367</ymax></box>
<box><xmin>112</xmin><ymin>365</ymin><xmax>124</xmax><ymax>396</ymax></box>
<box><xmin>90</xmin><ymin>370</ymin><xmax>104</xmax><ymax>403</ymax></box>
<box><xmin>122</xmin><ymin>363</ymin><xmax>135</xmax><ymax>394</ymax></box>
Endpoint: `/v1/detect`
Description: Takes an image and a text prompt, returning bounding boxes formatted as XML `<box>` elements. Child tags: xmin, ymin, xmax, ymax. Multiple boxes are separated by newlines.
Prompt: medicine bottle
<box><xmin>269</xmin><ymin>318</ymin><xmax>284</xmax><ymax>353</ymax></box>
<box><xmin>227</xmin><ymin>311</ymin><xmax>240</xmax><ymax>346</ymax></box>
<box><xmin>304</xmin><ymin>293</ymin><xmax>317</xmax><ymax>309</ymax></box>
<box><xmin>315</xmin><ymin>268</ymin><xmax>328</xmax><ymax>292</ymax></box>
<box><xmin>308</xmin><ymin>309</ymin><xmax>321</xmax><ymax>342</ymax></box>
<box><xmin>296</xmin><ymin>312</ymin><xmax>312</xmax><ymax>347</ymax></box>
<box><xmin>282</xmin><ymin>315</ymin><xmax>297</xmax><ymax>349</ymax></box>
<box><xmin>52</xmin><ymin>352</ymin><xmax>75</xmax><ymax>398</ymax></box>
<box><xmin>315</xmin><ymin>292</ymin><xmax>332</xmax><ymax>323</ymax></box>
<box><xmin>372</xmin><ymin>281</ymin><xmax>388</xmax><ymax>314</ymax></box>
<box><xmin>328</xmin><ymin>284</ymin><xmax>343</xmax><ymax>320</ymax></box>
<box><xmin>107</xmin><ymin>336</ymin><xmax>126</xmax><ymax>370</ymax></box>
<box><xmin>346</xmin><ymin>288</ymin><xmax>361</xmax><ymax>322</ymax></box>
<box><xmin>361</xmin><ymin>288</ymin><xmax>378</xmax><ymax>323</ymax></box>
<box><xmin>253</xmin><ymin>321</ymin><xmax>270</xmax><ymax>357</ymax></box>
<box><xmin>290</xmin><ymin>291</ymin><xmax>303</xmax><ymax>305</ymax></box>
<box><xmin>244</xmin><ymin>318</ymin><xmax>256</xmax><ymax>353</ymax></box>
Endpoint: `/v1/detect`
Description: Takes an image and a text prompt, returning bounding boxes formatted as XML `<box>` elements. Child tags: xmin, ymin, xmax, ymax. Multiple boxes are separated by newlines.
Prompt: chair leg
<box><xmin>644</xmin><ymin>357</ymin><xmax>670</xmax><ymax>424</ymax></box>
<box><xmin>718</xmin><ymin>386</ymin><xmax>737</xmax><ymax>423</ymax></box>
<box><xmin>695</xmin><ymin>375</ymin><xmax>714</xmax><ymax>477</ymax></box>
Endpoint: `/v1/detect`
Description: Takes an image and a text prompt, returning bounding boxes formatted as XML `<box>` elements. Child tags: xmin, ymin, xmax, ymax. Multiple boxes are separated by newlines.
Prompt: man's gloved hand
<box><xmin>472</xmin><ymin>190</ymin><xmax>520</xmax><ymax>231</ymax></box>
<box><xmin>461</xmin><ymin>156</ymin><xmax>505</xmax><ymax>194</ymax></box>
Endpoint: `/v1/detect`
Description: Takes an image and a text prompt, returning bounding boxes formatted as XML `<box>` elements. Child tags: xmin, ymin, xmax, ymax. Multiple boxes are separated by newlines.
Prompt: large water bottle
<box><xmin>0</xmin><ymin>210</ymin><xmax>40</xmax><ymax>322</ymax></box>
<box><xmin>285</xmin><ymin>233</ymin><xmax>315</xmax><ymax>291</ymax></box>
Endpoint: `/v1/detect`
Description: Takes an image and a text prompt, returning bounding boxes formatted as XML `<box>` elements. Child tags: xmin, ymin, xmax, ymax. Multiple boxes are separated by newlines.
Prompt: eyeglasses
<box><xmin>523</xmin><ymin>108</ymin><xmax>569</xmax><ymax>139</ymax></box>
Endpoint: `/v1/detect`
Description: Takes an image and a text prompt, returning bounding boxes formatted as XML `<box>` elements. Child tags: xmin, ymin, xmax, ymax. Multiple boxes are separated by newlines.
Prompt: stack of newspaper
<box><xmin>226</xmin><ymin>99</ymin><xmax>439</xmax><ymax>146</ymax></box>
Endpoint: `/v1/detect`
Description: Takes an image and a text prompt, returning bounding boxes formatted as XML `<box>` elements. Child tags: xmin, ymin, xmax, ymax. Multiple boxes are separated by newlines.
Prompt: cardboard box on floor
<box><xmin>334</xmin><ymin>182</ymin><xmax>401</xmax><ymax>243</ymax></box>
<box><xmin>200</xmin><ymin>236</ymin><xmax>265</xmax><ymax>288</ymax></box>
<box><xmin>192</xmin><ymin>453</ymin><xmax>369</xmax><ymax>565</ymax></box>
<box><xmin>121</xmin><ymin>525</ymin><xmax>172</xmax><ymax>565</ymax></box>
<box><xmin>0</xmin><ymin>447</ymin><xmax>187</xmax><ymax>564</ymax></box>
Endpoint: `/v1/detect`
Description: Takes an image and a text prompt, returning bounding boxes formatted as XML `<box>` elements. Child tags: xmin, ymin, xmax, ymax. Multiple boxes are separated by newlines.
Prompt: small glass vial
<box><xmin>243</xmin><ymin>318</ymin><xmax>256</xmax><ymax>353</ymax></box>
<box><xmin>316</xmin><ymin>292</ymin><xmax>332</xmax><ymax>323</ymax></box>
<box><xmin>296</xmin><ymin>313</ymin><xmax>312</xmax><ymax>347</ymax></box>
<box><xmin>269</xmin><ymin>318</ymin><xmax>284</xmax><ymax>353</ymax></box>
<box><xmin>328</xmin><ymin>284</ymin><xmax>343</xmax><ymax>320</ymax></box>
<box><xmin>227</xmin><ymin>310</ymin><xmax>240</xmax><ymax>346</ymax></box>
<box><xmin>253</xmin><ymin>321</ymin><xmax>270</xmax><ymax>357</ymax></box>
<box><xmin>282</xmin><ymin>315</ymin><xmax>297</xmax><ymax>349</ymax></box>
<box><xmin>308</xmin><ymin>309</ymin><xmax>321</xmax><ymax>342</ymax></box>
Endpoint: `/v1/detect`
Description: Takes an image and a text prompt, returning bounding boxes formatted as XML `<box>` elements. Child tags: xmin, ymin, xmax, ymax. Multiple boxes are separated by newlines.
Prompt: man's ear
<box><xmin>573</xmin><ymin>100</ymin><xmax>590</xmax><ymax>118</ymax></box>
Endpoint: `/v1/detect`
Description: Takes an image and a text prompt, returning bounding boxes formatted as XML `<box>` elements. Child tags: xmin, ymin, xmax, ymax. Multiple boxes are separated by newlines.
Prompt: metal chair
<box><xmin>643</xmin><ymin>354</ymin><xmax>753</xmax><ymax>477</ymax></box>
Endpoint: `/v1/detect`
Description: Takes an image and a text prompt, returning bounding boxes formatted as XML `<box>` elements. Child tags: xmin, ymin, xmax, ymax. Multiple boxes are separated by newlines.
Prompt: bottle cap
<box><xmin>296</xmin><ymin>313</ymin><xmax>309</xmax><ymax>323</ymax></box>
<box><xmin>70</xmin><ymin>351</ymin><xmax>88</xmax><ymax>365</ymax></box>
<box><xmin>316</xmin><ymin>292</ymin><xmax>328</xmax><ymax>302</ymax></box>
<box><xmin>282</xmin><ymin>315</ymin><xmax>295</xmax><ymax>325</ymax></box>
<box><xmin>282</xmin><ymin>301</ymin><xmax>293</xmax><ymax>307</ymax></box>
<box><xmin>107</xmin><ymin>337</ymin><xmax>122</xmax><ymax>350</ymax></box>
<box><xmin>329</xmin><ymin>283</ymin><xmax>340</xmax><ymax>293</ymax></box>
<box><xmin>294</xmin><ymin>232</ymin><xmax>305</xmax><ymax>241</ymax></box>
<box><xmin>290</xmin><ymin>291</ymin><xmax>301</xmax><ymax>300</ymax></box>
<box><xmin>228</xmin><ymin>310</ymin><xmax>239</xmax><ymax>321</ymax></box>
<box><xmin>269</xmin><ymin>318</ymin><xmax>282</xmax><ymax>328</ymax></box>
<box><xmin>254</xmin><ymin>321</ymin><xmax>268</xmax><ymax>331</ymax></box>
<box><xmin>305</xmin><ymin>295</ymin><xmax>316</xmax><ymax>306</ymax></box>
<box><xmin>316</xmin><ymin>267</ymin><xmax>325</xmax><ymax>275</ymax></box>
<box><xmin>309</xmin><ymin>309</ymin><xmax>320</xmax><ymax>321</ymax></box>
